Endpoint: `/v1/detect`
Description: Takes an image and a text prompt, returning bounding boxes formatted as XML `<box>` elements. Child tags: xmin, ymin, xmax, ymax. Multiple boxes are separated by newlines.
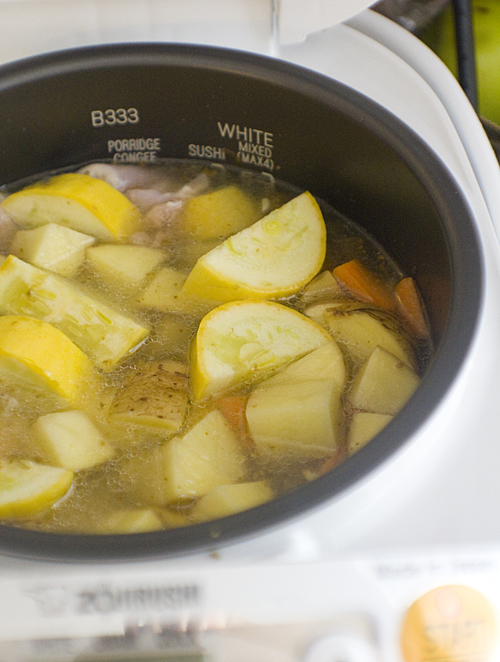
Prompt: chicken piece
<box><xmin>145</xmin><ymin>199</ymin><xmax>184</xmax><ymax>229</ymax></box>
<box><xmin>127</xmin><ymin>189</ymin><xmax>181</xmax><ymax>214</ymax></box>
<box><xmin>127</xmin><ymin>172</ymin><xmax>209</xmax><ymax>214</ymax></box>
<box><xmin>77</xmin><ymin>163</ymin><xmax>167</xmax><ymax>192</ymax></box>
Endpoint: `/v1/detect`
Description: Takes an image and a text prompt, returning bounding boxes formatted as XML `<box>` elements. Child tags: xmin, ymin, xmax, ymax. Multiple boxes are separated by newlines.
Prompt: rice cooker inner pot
<box><xmin>0</xmin><ymin>43</ymin><xmax>482</xmax><ymax>560</ymax></box>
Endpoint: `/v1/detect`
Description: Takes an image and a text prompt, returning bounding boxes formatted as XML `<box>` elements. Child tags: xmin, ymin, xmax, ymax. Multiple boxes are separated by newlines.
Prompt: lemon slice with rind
<box><xmin>182</xmin><ymin>191</ymin><xmax>326</xmax><ymax>302</ymax></box>
<box><xmin>1</xmin><ymin>173</ymin><xmax>142</xmax><ymax>241</ymax></box>
<box><xmin>190</xmin><ymin>299</ymin><xmax>333</xmax><ymax>401</ymax></box>
<box><xmin>0</xmin><ymin>459</ymin><xmax>73</xmax><ymax>518</ymax></box>
<box><xmin>0</xmin><ymin>315</ymin><xmax>95</xmax><ymax>405</ymax></box>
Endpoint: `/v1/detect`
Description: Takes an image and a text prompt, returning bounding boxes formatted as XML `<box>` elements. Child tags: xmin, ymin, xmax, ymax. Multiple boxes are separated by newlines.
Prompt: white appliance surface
<box><xmin>1</xmin><ymin>3</ymin><xmax>500</xmax><ymax>661</ymax></box>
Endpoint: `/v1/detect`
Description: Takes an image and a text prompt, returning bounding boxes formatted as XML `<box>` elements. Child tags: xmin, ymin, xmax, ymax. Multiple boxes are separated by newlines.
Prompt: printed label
<box><xmin>187</xmin><ymin>122</ymin><xmax>275</xmax><ymax>170</ymax></box>
<box><xmin>91</xmin><ymin>108</ymin><xmax>140</xmax><ymax>127</ymax></box>
<box><xmin>25</xmin><ymin>581</ymin><xmax>201</xmax><ymax>617</ymax></box>
<box><xmin>188</xmin><ymin>144</ymin><xmax>226</xmax><ymax>161</ymax></box>
<box><xmin>107</xmin><ymin>138</ymin><xmax>162</xmax><ymax>162</ymax></box>
<box><xmin>217</xmin><ymin>122</ymin><xmax>275</xmax><ymax>171</ymax></box>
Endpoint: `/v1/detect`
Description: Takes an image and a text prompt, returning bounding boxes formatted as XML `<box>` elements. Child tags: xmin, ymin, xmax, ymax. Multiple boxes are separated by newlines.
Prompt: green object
<box><xmin>426</xmin><ymin>1</ymin><xmax>500</xmax><ymax>126</ymax></box>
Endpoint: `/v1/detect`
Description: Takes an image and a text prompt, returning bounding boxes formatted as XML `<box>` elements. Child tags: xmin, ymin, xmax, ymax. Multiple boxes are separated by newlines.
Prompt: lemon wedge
<box><xmin>0</xmin><ymin>255</ymin><xmax>149</xmax><ymax>371</ymax></box>
<box><xmin>182</xmin><ymin>191</ymin><xmax>326</xmax><ymax>301</ymax></box>
<box><xmin>0</xmin><ymin>315</ymin><xmax>95</xmax><ymax>404</ymax></box>
<box><xmin>189</xmin><ymin>300</ymin><xmax>332</xmax><ymax>401</ymax></box>
<box><xmin>0</xmin><ymin>459</ymin><xmax>73</xmax><ymax>518</ymax></box>
<box><xmin>0</xmin><ymin>173</ymin><xmax>142</xmax><ymax>241</ymax></box>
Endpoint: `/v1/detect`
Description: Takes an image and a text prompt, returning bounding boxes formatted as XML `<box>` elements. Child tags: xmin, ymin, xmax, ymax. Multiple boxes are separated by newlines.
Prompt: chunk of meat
<box><xmin>77</xmin><ymin>163</ymin><xmax>168</xmax><ymax>192</ymax></box>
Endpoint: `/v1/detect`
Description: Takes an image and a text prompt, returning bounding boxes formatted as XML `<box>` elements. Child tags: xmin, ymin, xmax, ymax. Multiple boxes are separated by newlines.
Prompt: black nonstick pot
<box><xmin>0</xmin><ymin>42</ymin><xmax>482</xmax><ymax>561</ymax></box>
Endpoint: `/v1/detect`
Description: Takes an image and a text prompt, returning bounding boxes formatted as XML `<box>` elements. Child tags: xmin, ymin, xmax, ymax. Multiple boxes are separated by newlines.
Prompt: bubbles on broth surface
<box><xmin>0</xmin><ymin>160</ymin><xmax>431</xmax><ymax>534</ymax></box>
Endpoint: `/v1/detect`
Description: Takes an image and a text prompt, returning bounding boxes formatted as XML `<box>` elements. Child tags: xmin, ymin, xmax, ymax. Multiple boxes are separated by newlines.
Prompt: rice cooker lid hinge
<box><xmin>274</xmin><ymin>0</ymin><xmax>379</xmax><ymax>44</ymax></box>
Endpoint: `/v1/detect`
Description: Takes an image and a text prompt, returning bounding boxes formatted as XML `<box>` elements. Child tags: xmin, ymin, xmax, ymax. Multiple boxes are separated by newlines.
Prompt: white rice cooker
<box><xmin>1</xmin><ymin>1</ymin><xmax>500</xmax><ymax>660</ymax></box>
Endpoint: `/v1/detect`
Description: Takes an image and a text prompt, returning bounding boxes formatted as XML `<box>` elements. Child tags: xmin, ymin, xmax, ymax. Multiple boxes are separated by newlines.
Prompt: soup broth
<box><xmin>0</xmin><ymin>161</ymin><xmax>430</xmax><ymax>534</ymax></box>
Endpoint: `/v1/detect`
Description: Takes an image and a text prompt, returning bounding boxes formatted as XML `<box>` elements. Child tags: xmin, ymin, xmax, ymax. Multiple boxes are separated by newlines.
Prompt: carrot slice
<box><xmin>216</xmin><ymin>394</ymin><xmax>251</xmax><ymax>446</ymax></box>
<box><xmin>395</xmin><ymin>277</ymin><xmax>429</xmax><ymax>338</ymax></box>
<box><xmin>332</xmin><ymin>259</ymin><xmax>396</xmax><ymax>311</ymax></box>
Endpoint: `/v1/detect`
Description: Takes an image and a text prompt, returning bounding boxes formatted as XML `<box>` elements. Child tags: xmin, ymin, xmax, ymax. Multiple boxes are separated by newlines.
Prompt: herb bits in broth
<box><xmin>0</xmin><ymin>161</ymin><xmax>430</xmax><ymax>534</ymax></box>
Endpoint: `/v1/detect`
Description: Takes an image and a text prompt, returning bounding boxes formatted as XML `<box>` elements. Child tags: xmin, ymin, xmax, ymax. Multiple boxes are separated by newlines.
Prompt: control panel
<box><xmin>1</xmin><ymin>548</ymin><xmax>499</xmax><ymax>662</ymax></box>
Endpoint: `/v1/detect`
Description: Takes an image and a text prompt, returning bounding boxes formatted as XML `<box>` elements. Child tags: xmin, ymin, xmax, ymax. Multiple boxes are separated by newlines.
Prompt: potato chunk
<box><xmin>349</xmin><ymin>345</ymin><xmax>420</xmax><ymax>415</ymax></box>
<box><xmin>303</xmin><ymin>300</ymin><xmax>349</xmax><ymax>328</ymax></box>
<box><xmin>162</xmin><ymin>409</ymin><xmax>246</xmax><ymax>502</ymax></box>
<box><xmin>181</xmin><ymin>185</ymin><xmax>260</xmax><ymax>239</ymax></box>
<box><xmin>191</xmin><ymin>481</ymin><xmax>273</xmax><ymax>521</ymax></box>
<box><xmin>11</xmin><ymin>223</ymin><xmax>95</xmax><ymax>277</ymax></box>
<box><xmin>324</xmin><ymin>307</ymin><xmax>416</xmax><ymax>368</ymax></box>
<box><xmin>30</xmin><ymin>410</ymin><xmax>115</xmax><ymax>471</ymax></box>
<box><xmin>348</xmin><ymin>412</ymin><xmax>394</xmax><ymax>455</ymax></box>
<box><xmin>246</xmin><ymin>379</ymin><xmax>342</xmax><ymax>457</ymax></box>
<box><xmin>246</xmin><ymin>341</ymin><xmax>346</xmax><ymax>457</ymax></box>
<box><xmin>300</xmin><ymin>270</ymin><xmax>343</xmax><ymax>304</ymax></box>
<box><xmin>109</xmin><ymin>360</ymin><xmax>189</xmax><ymax>432</ymax></box>
<box><xmin>137</xmin><ymin>266</ymin><xmax>218</xmax><ymax>317</ymax></box>
<box><xmin>86</xmin><ymin>244</ymin><xmax>164</xmax><ymax>291</ymax></box>
<box><xmin>91</xmin><ymin>509</ymin><xmax>164</xmax><ymax>534</ymax></box>
<box><xmin>265</xmin><ymin>341</ymin><xmax>346</xmax><ymax>390</ymax></box>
